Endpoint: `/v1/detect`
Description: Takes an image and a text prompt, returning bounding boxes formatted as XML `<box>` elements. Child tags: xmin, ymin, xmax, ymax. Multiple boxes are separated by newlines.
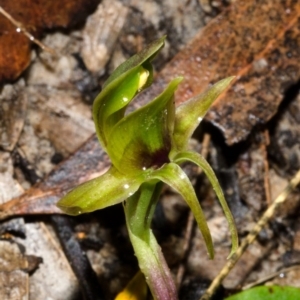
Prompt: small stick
<box><xmin>197</xmin><ymin>133</ymin><xmax>211</xmax><ymax>175</ymax></box>
<box><xmin>52</xmin><ymin>215</ymin><xmax>105</xmax><ymax>300</ymax></box>
<box><xmin>176</xmin><ymin>133</ymin><xmax>211</xmax><ymax>287</ymax></box>
<box><xmin>261</xmin><ymin>129</ymin><xmax>272</xmax><ymax>206</ymax></box>
<box><xmin>200</xmin><ymin>169</ymin><xmax>300</xmax><ymax>300</ymax></box>
<box><xmin>0</xmin><ymin>6</ymin><xmax>56</xmax><ymax>55</ymax></box>
<box><xmin>176</xmin><ymin>210</ymin><xmax>195</xmax><ymax>287</ymax></box>
<box><xmin>136</xmin><ymin>35</ymin><xmax>143</xmax><ymax>52</ymax></box>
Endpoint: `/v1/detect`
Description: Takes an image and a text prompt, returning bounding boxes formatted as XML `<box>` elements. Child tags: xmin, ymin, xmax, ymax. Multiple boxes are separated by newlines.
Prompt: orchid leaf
<box><xmin>225</xmin><ymin>285</ymin><xmax>300</xmax><ymax>300</ymax></box>
<box><xmin>57</xmin><ymin>167</ymin><xmax>144</xmax><ymax>215</ymax></box>
<box><xmin>149</xmin><ymin>163</ymin><xmax>214</xmax><ymax>258</ymax></box>
<box><xmin>107</xmin><ymin>77</ymin><xmax>183</xmax><ymax>176</ymax></box>
<box><xmin>173</xmin><ymin>151</ymin><xmax>238</xmax><ymax>257</ymax></box>
<box><xmin>173</xmin><ymin>77</ymin><xmax>235</xmax><ymax>152</ymax></box>
<box><xmin>93</xmin><ymin>36</ymin><xmax>166</xmax><ymax>149</ymax></box>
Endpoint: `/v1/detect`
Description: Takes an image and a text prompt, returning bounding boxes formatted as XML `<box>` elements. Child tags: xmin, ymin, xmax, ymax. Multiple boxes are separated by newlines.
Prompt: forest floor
<box><xmin>0</xmin><ymin>0</ymin><xmax>300</xmax><ymax>299</ymax></box>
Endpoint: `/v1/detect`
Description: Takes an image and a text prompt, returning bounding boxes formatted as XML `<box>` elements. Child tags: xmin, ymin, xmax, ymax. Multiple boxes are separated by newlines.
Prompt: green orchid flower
<box><xmin>57</xmin><ymin>36</ymin><xmax>238</xmax><ymax>300</ymax></box>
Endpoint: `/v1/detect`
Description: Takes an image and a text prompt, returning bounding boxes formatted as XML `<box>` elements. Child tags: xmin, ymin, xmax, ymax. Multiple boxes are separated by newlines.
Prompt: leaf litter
<box><xmin>0</xmin><ymin>0</ymin><xmax>300</xmax><ymax>299</ymax></box>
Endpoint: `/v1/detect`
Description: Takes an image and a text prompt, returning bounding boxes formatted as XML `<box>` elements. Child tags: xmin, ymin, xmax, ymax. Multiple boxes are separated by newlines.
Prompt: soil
<box><xmin>0</xmin><ymin>1</ymin><xmax>300</xmax><ymax>300</ymax></box>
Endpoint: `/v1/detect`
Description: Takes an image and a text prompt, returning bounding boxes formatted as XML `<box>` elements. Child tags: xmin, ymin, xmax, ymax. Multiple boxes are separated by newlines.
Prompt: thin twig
<box><xmin>0</xmin><ymin>6</ymin><xmax>56</xmax><ymax>55</ymax></box>
<box><xmin>136</xmin><ymin>35</ymin><xmax>143</xmax><ymax>52</ymax></box>
<box><xmin>176</xmin><ymin>133</ymin><xmax>211</xmax><ymax>287</ymax></box>
<box><xmin>52</xmin><ymin>215</ymin><xmax>105</xmax><ymax>300</ymax></box>
<box><xmin>261</xmin><ymin>129</ymin><xmax>271</xmax><ymax>206</ymax></box>
<box><xmin>197</xmin><ymin>133</ymin><xmax>211</xmax><ymax>175</ymax></box>
<box><xmin>176</xmin><ymin>210</ymin><xmax>195</xmax><ymax>287</ymax></box>
<box><xmin>200</xmin><ymin>169</ymin><xmax>300</xmax><ymax>300</ymax></box>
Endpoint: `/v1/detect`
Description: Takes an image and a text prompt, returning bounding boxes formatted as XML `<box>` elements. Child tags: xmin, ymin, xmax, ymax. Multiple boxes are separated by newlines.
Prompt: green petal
<box><xmin>57</xmin><ymin>167</ymin><xmax>144</xmax><ymax>215</ymax></box>
<box><xmin>172</xmin><ymin>77</ymin><xmax>235</xmax><ymax>152</ymax></box>
<box><xmin>148</xmin><ymin>163</ymin><xmax>214</xmax><ymax>258</ymax></box>
<box><xmin>107</xmin><ymin>78</ymin><xmax>183</xmax><ymax>176</ymax></box>
<box><xmin>173</xmin><ymin>151</ymin><xmax>238</xmax><ymax>257</ymax></box>
<box><xmin>93</xmin><ymin>36</ymin><xmax>166</xmax><ymax>149</ymax></box>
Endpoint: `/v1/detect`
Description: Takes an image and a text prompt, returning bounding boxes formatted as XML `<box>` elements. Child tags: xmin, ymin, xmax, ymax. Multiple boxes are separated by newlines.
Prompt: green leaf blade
<box><xmin>225</xmin><ymin>286</ymin><xmax>300</xmax><ymax>300</ymax></box>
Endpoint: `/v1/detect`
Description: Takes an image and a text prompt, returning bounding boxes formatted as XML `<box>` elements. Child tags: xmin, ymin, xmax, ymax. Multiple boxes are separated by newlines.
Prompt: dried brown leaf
<box><xmin>0</xmin><ymin>0</ymin><xmax>100</xmax><ymax>82</ymax></box>
<box><xmin>159</xmin><ymin>0</ymin><xmax>300</xmax><ymax>144</ymax></box>
<box><xmin>0</xmin><ymin>136</ymin><xmax>108</xmax><ymax>220</ymax></box>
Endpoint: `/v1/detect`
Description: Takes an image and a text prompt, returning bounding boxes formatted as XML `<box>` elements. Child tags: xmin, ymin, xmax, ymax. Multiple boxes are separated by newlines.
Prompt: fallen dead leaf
<box><xmin>0</xmin><ymin>136</ymin><xmax>109</xmax><ymax>220</ymax></box>
<box><xmin>156</xmin><ymin>0</ymin><xmax>300</xmax><ymax>145</ymax></box>
<box><xmin>0</xmin><ymin>0</ymin><xmax>100</xmax><ymax>82</ymax></box>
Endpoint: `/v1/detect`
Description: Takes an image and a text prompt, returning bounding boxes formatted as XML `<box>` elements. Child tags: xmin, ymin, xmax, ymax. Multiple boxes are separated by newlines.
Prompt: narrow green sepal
<box><xmin>148</xmin><ymin>162</ymin><xmax>214</xmax><ymax>258</ymax></box>
<box><xmin>173</xmin><ymin>77</ymin><xmax>235</xmax><ymax>151</ymax></box>
<box><xmin>173</xmin><ymin>151</ymin><xmax>238</xmax><ymax>257</ymax></box>
<box><xmin>107</xmin><ymin>77</ymin><xmax>183</xmax><ymax>176</ymax></box>
<box><xmin>57</xmin><ymin>167</ymin><xmax>144</xmax><ymax>215</ymax></box>
<box><xmin>93</xmin><ymin>36</ymin><xmax>166</xmax><ymax>149</ymax></box>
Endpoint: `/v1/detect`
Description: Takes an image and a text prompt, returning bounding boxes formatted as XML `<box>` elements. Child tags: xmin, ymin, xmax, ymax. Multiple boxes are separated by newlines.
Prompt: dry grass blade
<box><xmin>261</xmin><ymin>129</ymin><xmax>271</xmax><ymax>206</ymax></box>
<box><xmin>0</xmin><ymin>6</ymin><xmax>56</xmax><ymax>55</ymax></box>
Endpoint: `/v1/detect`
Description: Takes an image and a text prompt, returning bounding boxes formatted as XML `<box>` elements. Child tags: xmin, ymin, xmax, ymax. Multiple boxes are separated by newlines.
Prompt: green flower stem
<box><xmin>125</xmin><ymin>182</ymin><xmax>178</xmax><ymax>300</ymax></box>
